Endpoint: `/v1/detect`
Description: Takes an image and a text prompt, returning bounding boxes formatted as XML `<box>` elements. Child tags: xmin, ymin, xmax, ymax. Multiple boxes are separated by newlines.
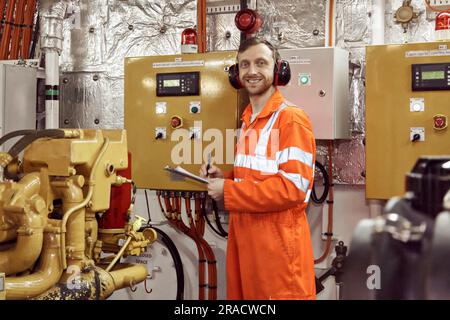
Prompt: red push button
<box><xmin>170</xmin><ymin>116</ymin><xmax>183</xmax><ymax>129</ymax></box>
<box><xmin>433</xmin><ymin>114</ymin><xmax>447</xmax><ymax>130</ymax></box>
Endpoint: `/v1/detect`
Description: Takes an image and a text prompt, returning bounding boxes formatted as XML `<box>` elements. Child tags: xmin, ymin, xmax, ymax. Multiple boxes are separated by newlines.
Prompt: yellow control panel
<box><xmin>366</xmin><ymin>41</ymin><xmax>450</xmax><ymax>199</ymax></box>
<box><xmin>125</xmin><ymin>52</ymin><xmax>239</xmax><ymax>191</ymax></box>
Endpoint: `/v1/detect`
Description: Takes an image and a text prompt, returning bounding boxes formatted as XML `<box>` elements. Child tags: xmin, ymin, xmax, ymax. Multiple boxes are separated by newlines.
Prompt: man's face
<box><xmin>237</xmin><ymin>43</ymin><xmax>275</xmax><ymax>97</ymax></box>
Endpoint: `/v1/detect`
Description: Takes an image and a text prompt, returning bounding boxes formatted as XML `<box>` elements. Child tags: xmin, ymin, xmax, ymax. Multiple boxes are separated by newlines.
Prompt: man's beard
<box><xmin>247</xmin><ymin>80</ymin><xmax>273</xmax><ymax>97</ymax></box>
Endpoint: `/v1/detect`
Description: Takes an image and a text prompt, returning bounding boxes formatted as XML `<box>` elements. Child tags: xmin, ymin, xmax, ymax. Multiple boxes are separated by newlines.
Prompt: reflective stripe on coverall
<box><xmin>223</xmin><ymin>89</ymin><xmax>316</xmax><ymax>300</ymax></box>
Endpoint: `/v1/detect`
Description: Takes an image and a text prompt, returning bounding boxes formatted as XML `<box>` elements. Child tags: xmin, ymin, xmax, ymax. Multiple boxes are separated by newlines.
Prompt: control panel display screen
<box><xmin>157</xmin><ymin>72</ymin><xmax>200</xmax><ymax>96</ymax></box>
<box><xmin>163</xmin><ymin>79</ymin><xmax>180</xmax><ymax>87</ymax></box>
<box><xmin>412</xmin><ymin>63</ymin><xmax>450</xmax><ymax>91</ymax></box>
<box><xmin>422</xmin><ymin>71</ymin><xmax>445</xmax><ymax>80</ymax></box>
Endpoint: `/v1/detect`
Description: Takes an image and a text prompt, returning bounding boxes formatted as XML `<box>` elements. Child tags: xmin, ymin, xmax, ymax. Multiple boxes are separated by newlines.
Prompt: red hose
<box><xmin>0</xmin><ymin>1</ymin><xmax>7</xmax><ymax>39</ymax></box>
<box><xmin>20</xmin><ymin>0</ymin><xmax>36</xmax><ymax>59</ymax></box>
<box><xmin>10</xmin><ymin>0</ymin><xmax>27</xmax><ymax>59</ymax></box>
<box><xmin>0</xmin><ymin>0</ymin><xmax>17</xmax><ymax>59</ymax></box>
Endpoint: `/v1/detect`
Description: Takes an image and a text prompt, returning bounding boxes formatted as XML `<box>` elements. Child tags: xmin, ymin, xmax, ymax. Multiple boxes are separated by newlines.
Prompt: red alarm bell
<box><xmin>235</xmin><ymin>9</ymin><xmax>262</xmax><ymax>35</ymax></box>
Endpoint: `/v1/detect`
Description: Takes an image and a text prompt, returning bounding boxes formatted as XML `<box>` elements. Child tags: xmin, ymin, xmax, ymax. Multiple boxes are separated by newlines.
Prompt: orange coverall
<box><xmin>223</xmin><ymin>89</ymin><xmax>316</xmax><ymax>299</ymax></box>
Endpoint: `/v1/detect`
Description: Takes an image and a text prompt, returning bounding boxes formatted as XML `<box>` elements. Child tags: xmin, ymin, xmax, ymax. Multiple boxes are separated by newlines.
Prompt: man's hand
<box><xmin>207</xmin><ymin>178</ymin><xmax>225</xmax><ymax>201</ymax></box>
<box><xmin>199</xmin><ymin>164</ymin><xmax>224</xmax><ymax>178</ymax></box>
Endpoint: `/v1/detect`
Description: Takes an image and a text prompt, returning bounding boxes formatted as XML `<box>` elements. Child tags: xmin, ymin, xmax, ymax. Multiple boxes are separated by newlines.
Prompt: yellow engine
<box><xmin>0</xmin><ymin>129</ymin><xmax>156</xmax><ymax>300</ymax></box>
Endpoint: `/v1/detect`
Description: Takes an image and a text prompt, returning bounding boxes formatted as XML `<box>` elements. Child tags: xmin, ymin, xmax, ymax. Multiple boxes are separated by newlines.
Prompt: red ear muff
<box><xmin>228</xmin><ymin>64</ymin><xmax>243</xmax><ymax>89</ymax></box>
<box><xmin>273</xmin><ymin>60</ymin><xmax>291</xmax><ymax>86</ymax></box>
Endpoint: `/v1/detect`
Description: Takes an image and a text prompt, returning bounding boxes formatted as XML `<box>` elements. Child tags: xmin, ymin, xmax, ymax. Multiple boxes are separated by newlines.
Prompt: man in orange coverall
<box><xmin>200</xmin><ymin>37</ymin><xmax>316</xmax><ymax>300</ymax></box>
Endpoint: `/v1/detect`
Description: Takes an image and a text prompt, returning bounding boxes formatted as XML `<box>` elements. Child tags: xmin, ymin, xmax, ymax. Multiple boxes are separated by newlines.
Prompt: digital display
<box><xmin>422</xmin><ymin>71</ymin><xmax>445</xmax><ymax>80</ymax></box>
<box><xmin>163</xmin><ymin>79</ymin><xmax>180</xmax><ymax>87</ymax></box>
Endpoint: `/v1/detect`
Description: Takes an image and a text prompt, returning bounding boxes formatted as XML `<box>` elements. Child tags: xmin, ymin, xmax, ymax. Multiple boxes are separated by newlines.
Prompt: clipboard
<box><xmin>164</xmin><ymin>165</ymin><xmax>209</xmax><ymax>184</ymax></box>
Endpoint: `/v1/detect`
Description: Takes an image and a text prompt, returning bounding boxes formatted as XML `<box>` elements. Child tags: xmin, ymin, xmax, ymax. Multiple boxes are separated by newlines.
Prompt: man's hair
<box><xmin>237</xmin><ymin>37</ymin><xmax>281</xmax><ymax>63</ymax></box>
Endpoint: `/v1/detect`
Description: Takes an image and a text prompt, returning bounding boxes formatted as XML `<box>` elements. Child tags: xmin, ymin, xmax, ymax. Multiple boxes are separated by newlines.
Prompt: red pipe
<box><xmin>0</xmin><ymin>0</ymin><xmax>17</xmax><ymax>60</ymax></box>
<box><xmin>19</xmin><ymin>0</ymin><xmax>36</xmax><ymax>59</ymax></box>
<box><xmin>10</xmin><ymin>0</ymin><xmax>26</xmax><ymax>59</ymax></box>
<box><xmin>196</xmin><ymin>0</ymin><xmax>206</xmax><ymax>53</ymax></box>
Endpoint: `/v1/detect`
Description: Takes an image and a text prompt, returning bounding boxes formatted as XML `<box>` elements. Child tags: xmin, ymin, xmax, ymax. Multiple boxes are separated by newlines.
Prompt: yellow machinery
<box><xmin>0</xmin><ymin>129</ymin><xmax>157</xmax><ymax>299</ymax></box>
<box><xmin>124</xmin><ymin>52</ymin><xmax>239</xmax><ymax>190</ymax></box>
<box><xmin>366</xmin><ymin>41</ymin><xmax>450</xmax><ymax>199</ymax></box>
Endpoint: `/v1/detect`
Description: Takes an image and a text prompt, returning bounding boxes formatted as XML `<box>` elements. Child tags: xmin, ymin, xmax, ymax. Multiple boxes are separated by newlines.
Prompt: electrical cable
<box><xmin>204</xmin><ymin>198</ymin><xmax>228</xmax><ymax>238</ymax></box>
<box><xmin>143</xmin><ymin>190</ymin><xmax>184</xmax><ymax>300</ymax></box>
<box><xmin>144</xmin><ymin>189</ymin><xmax>152</xmax><ymax>222</ymax></box>
<box><xmin>311</xmin><ymin>160</ymin><xmax>330</xmax><ymax>204</ymax></box>
<box><xmin>142</xmin><ymin>225</ymin><xmax>185</xmax><ymax>300</ymax></box>
<box><xmin>0</xmin><ymin>129</ymin><xmax>36</xmax><ymax>147</ymax></box>
<box><xmin>8</xmin><ymin>129</ymin><xmax>66</xmax><ymax>158</ymax></box>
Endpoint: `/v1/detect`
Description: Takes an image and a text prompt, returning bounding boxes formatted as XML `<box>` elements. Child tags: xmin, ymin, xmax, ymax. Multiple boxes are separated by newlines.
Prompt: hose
<box><xmin>0</xmin><ymin>129</ymin><xmax>35</xmax><ymax>147</ymax></box>
<box><xmin>8</xmin><ymin>129</ymin><xmax>66</xmax><ymax>158</ymax></box>
<box><xmin>311</xmin><ymin>160</ymin><xmax>330</xmax><ymax>204</ymax></box>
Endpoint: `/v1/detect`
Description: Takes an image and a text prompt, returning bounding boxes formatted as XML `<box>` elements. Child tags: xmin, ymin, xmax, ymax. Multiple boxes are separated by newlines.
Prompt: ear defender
<box><xmin>228</xmin><ymin>64</ymin><xmax>243</xmax><ymax>89</ymax></box>
<box><xmin>228</xmin><ymin>60</ymin><xmax>291</xmax><ymax>89</ymax></box>
<box><xmin>273</xmin><ymin>60</ymin><xmax>291</xmax><ymax>86</ymax></box>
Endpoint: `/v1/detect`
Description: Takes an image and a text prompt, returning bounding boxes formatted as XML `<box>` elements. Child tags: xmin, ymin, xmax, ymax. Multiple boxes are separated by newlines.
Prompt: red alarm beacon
<box><xmin>181</xmin><ymin>28</ymin><xmax>198</xmax><ymax>54</ymax></box>
<box><xmin>435</xmin><ymin>11</ymin><xmax>450</xmax><ymax>41</ymax></box>
<box><xmin>235</xmin><ymin>9</ymin><xmax>262</xmax><ymax>35</ymax></box>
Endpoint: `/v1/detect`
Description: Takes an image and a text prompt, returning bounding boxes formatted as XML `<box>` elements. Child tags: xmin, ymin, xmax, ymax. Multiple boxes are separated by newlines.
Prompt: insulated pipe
<box><xmin>372</xmin><ymin>0</ymin><xmax>386</xmax><ymax>44</ymax></box>
<box><xmin>10</xmin><ymin>0</ymin><xmax>27</xmax><ymax>59</ymax></box>
<box><xmin>0</xmin><ymin>0</ymin><xmax>17</xmax><ymax>59</ymax></box>
<box><xmin>5</xmin><ymin>232</ymin><xmax>63</xmax><ymax>300</ymax></box>
<box><xmin>40</xmin><ymin>1</ymin><xmax>67</xmax><ymax>129</ymax></box>
<box><xmin>45</xmin><ymin>51</ymin><xmax>60</xmax><ymax>129</ymax></box>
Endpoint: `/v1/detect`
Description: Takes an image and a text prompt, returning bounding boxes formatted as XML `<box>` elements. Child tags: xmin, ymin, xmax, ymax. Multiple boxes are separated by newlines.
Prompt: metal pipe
<box><xmin>108</xmin><ymin>264</ymin><xmax>148</xmax><ymax>292</ymax></box>
<box><xmin>60</xmin><ymin>138</ymin><xmax>110</xmax><ymax>269</ymax></box>
<box><xmin>105</xmin><ymin>236</ymin><xmax>131</xmax><ymax>272</ymax></box>
<box><xmin>325</xmin><ymin>0</ymin><xmax>336</xmax><ymax>47</ymax></box>
<box><xmin>5</xmin><ymin>232</ymin><xmax>63</xmax><ymax>299</ymax></box>
<box><xmin>0</xmin><ymin>172</ymin><xmax>44</xmax><ymax>275</ymax></box>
